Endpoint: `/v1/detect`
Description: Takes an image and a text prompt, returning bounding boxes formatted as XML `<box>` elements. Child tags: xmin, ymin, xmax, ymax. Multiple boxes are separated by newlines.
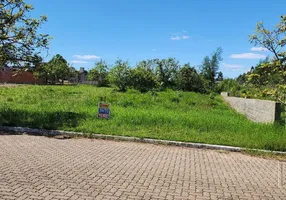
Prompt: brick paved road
<box><xmin>0</xmin><ymin>135</ymin><xmax>285</xmax><ymax>200</ymax></box>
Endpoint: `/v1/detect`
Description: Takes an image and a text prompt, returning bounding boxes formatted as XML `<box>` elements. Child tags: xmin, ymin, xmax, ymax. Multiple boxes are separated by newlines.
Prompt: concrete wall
<box><xmin>221</xmin><ymin>92</ymin><xmax>281</xmax><ymax>123</ymax></box>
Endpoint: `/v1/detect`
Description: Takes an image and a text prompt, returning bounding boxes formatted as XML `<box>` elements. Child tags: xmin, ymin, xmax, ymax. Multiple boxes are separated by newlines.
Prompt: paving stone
<box><xmin>0</xmin><ymin>134</ymin><xmax>285</xmax><ymax>199</ymax></box>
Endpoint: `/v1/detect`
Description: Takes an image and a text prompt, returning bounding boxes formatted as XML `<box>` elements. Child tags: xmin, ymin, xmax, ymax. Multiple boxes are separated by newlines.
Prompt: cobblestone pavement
<box><xmin>0</xmin><ymin>135</ymin><xmax>285</xmax><ymax>200</ymax></box>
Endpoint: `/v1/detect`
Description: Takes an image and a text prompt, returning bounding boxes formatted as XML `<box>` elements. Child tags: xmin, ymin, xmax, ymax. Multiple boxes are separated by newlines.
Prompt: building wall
<box><xmin>0</xmin><ymin>68</ymin><xmax>12</xmax><ymax>82</ymax></box>
<box><xmin>0</xmin><ymin>68</ymin><xmax>43</xmax><ymax>84</ymax></box>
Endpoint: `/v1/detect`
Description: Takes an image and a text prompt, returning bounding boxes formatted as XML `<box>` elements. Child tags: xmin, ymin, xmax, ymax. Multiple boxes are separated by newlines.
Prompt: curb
<box><xmin>1</xmin><ymin>126</ymin><xmax>286</xmax><ymax>155</ymax></box>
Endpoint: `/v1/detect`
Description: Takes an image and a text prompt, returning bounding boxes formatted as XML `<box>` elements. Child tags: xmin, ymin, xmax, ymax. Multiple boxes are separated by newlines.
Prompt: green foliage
<box><xmin>87</xmin><ymin>68</ymin><xmax>99</xmax><ymax>81</ymax></box>
<box><xmin>68</xmin><ymin>67</ymin><xmax>80</xmax><ymax>83</ymax></box>
<box><xmin>108</xmin><ymin>59</ymin><xmax>132</xmax><ymax>92</ymax></box>
<box><xmin>0</xmin><ymin>85</ymin><xmax>285</xmax><ymax>151</ymax></box>
<box><xmin>0</xmin><ymin>0</ymin><xmax>51</xmax><ymax>67</ymax></box>
<box><xmin>216</xmin><ymin>71</ymin><xmax>224</xmax><ymax>81</ymax></box>
<box><xmin>236</xmin><ymin>73</ymin><xmax>248</xmax><ymax>85</ymax></box>
<box><xmin>249</xmin><ymin>16</ymin><xmax>286</xmax><ymax>64</ymax></box>
<box><xmin>200</xmin><ymin>47</ymin><xmax>223</xmax><ymax>89</ymax></box>
<box><xmin>87</xmin><ymin>60</ymin><xmax>109</xmax><ymax>87</ymax></box>
<box><xmin>248</xmin><ymin>15</ymin><xmax>286</xmax><ymax>105</ymax></box>
<box><xmin>155</xmin><ymin>58</ymin><xmax>179</xmax><ymax>89</ymax></box>
<box><xmin>35</xmin><ymin>54</ymin><xmax>71</xmax><ymax>84</ymax></box>
<box><xmin>217</xmin><ymin>79</ymin><xmax>242</xmax><ymax>96</ymax></box>
<box><xmin>245</xmin><ymin>57</ymin><xmax>280</xmax><ymax>87</ymax></box>
<box><xmin>130</xmin><ymin>62</ymin><xmax>158</xmax><ymax>93</ymax></box>
<box><xmin>174</xmin><ymin>63</ymin><xmax>205</xmax><ymax>92</ymax></box>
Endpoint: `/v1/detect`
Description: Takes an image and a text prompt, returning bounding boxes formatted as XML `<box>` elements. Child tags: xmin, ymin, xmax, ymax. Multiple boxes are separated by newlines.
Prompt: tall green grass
<box><xmin>0</xmin><ymin>85</ymin><xmax>285</xmax><ymax>151</ymax></box>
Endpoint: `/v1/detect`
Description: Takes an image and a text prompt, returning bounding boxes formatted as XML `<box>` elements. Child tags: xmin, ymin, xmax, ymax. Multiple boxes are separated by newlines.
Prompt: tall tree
<box><xmin>108</xmin><ymin>59</ymin><xmax>131</xmax><ymax>92</ymax></box>
<box><xmin>0</xmin><ymin>0</ymin><xmax>51</xmax><ymax>67</ymax></box>
<box><xmin>249</xmin><ymin>15</ymin><xmax>286</xmax><ymax>104</ymax></box>
<box><xmin>155</xmin><ymin>58</ymin><xmax>180</xmax><ymax>89</ymax></box>
<box><xmin>216</xmin><ymin>71</ymin><xmax>224</xmax><ymax>81</ymax></box>
<box><xmin>136</xmin><ymin>59</ymin><xmax>157</xmax><ymax>73</ymax></box>
<box><xmin>174</xmin><ymin>63</ymin><xmax>204</xmax><ymax>92</ymax></box>
<box><xmin>87</xmin><ymin>60</ymin><xmax>109</xmax><ymax>87</ymax></box>
<box><xmin>200</xmin><ymin>47</ymin><xmax>223</xmax><ymax>89</ymax></box>
<box><xmin>35</xmin><ymin>54</ymin><xmax>70</xmax><ymax>84</ymax></box>
<box><xmin>249</xmin><ymin>16</ymin><xmax>286</xmax><ymax>67</ymax></box>
<box><xmin>130</xmin><ymin>61</ymin><xmax>158</xmax><ymax>93</ymax></box>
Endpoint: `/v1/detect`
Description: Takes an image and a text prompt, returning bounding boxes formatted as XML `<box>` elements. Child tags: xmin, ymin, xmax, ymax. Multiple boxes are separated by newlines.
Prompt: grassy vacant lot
<box><xmin>0</xmin><ymin>85</ymin><xmax>285</xmax><ymax>151</ymax></box>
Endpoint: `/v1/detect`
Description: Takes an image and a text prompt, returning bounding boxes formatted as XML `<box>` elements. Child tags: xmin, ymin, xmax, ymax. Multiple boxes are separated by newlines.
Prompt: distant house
<box><xmin>79</xmin><ymin>67</ymin><xmax>98</xmax><ymax>85</ymax></box>
<box><xmin>0</xmin><ymin>66</ymin><xmax>94</xmax><ymax>85</ymax></box>
<box><xmin>0</xmin><ymin>66</ymin><xmax>43</xmax><ymax>84</ymax></box>
<box><xmin>79</xmin><ymin>67</ymin><xmax>87</xmax><ymax>83</ymax></box>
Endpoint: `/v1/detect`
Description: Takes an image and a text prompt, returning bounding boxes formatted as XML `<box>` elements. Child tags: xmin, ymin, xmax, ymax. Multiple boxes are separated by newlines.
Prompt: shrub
<box><xmin>175</xmin><ymin>64</ymin><xmax>205</xmax><ymax>93</ymax></box>
<box><xmin>87</xmin><ymin>60</ymin><xmax>109</xmax><ymax>87</ymax></box>
<box><xmin>130</xmin><ymin>66</ymin><xmax>158</xmax><ymax>93</ymax></box>
<box><xmin>108</xmin><ymin>59</ymin><xmax>132</xmax><ymax>92</ymax></box>
<box><xmin>216</xmin><ymin>79</ymin><xmax>241</xmax><ymax>96</ymax></box>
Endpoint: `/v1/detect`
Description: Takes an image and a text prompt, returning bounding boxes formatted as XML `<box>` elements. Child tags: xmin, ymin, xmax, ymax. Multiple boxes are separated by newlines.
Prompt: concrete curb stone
<box><xmin>1</xmin><ymin>126</ymin><xmax>285</xmax><ymax>155</ymax></box>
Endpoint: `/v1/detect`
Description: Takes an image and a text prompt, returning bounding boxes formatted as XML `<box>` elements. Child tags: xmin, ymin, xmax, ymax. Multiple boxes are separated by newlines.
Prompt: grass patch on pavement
<box><xmin>243</xmin><ymin>149</ymin><xmax>286</xmax><ymax>161</ymax></box>
<box><xmin>0</xmin><ymin>85</ymin><xmax>285</xmax><ymax>151</ymax></box>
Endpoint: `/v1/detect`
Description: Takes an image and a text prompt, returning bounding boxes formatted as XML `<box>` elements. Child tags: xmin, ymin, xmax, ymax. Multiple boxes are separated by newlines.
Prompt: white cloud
<box><xmin>222</xmin><ymin>63</ymin><xmax>245</xmax><ymax>70</ymax></box>
<box><xmin>230</xmin><ymin>53</ymin><xmax>267</xmax><ymax>59</ymax></box>
<box><xmin>71</xmin><ymin>60</ymin><xmax>89</xmax><ymax>64</ymax></box>
<box><xmin>170</xmin><ymin>35</ymin><xmax>190</xmax><ymax>40</ymax></box>
<box><xmin>73</xmin><ymin>55</ymin><xmax>100</xmax><ymax>60</ymax></box>
<box><xmin>170</xmin><ymin>30</ymin><xmax>190</xmax><ymax>41</ymax></box>
<box><xmin>182</xmin><ymin>35</ymin><xmax>190</xmax><ymax>39</ymax></box>
<box><xmin>171</xmin><ymin>36</ymin><xmax>181</xmax><ymax>40</ymax></box>
<box><xmin>251</xmin><ymin>47</ymin><xmax>269</xmax><ymax>52</ymax></box>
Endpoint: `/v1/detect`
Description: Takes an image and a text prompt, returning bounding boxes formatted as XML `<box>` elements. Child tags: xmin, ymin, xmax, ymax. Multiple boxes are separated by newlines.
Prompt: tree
<box><xmin>217</xmin><ymin>78</ymin><xmax>241</xmax><ymax>96</ymax></box>
<box><xmin>69</xmin><ymin>67</ymin><xmax>80</xmax><ymax>83</ymax></box>
<box><xmin>87</xmin><ymin>60</ymin><xmax>109</xmax><ymax>87</ymax></box>
<box><xmin>246</xmin><ymin>57</ymin><xmax>281</xmax><ymax>87</ymax></box>
<box><xmin>236</xmin><ymin>73</ymin><xmax>248</xmax><ymax>85</ymax></box>
<box><xmin>155</xmin><ymin>58</ymin><xmax>180</xmax><ymax>89</ymax></box>
<box><xmin>249</xmin><ymin>16</ymin><xmax>286</xmax><ymax>67</ymax></box>
<box><xmin>200</xmin><ymin>47</ymin><xmax>223</xmax><ymax>89</ymax></box>
<box><xmin>200</xmin><ymin>56</ymin><xmax>212</xmax><ymax>86</ymax></box>
<box><xmin>174</xmin><ymin>63</ymin><xmax>204</xmax><ymax>92</ymax></box>
<box><xmin>216</xmin><ymin>71</ymin><xmax>224</xmax><ymax>81</ymax></box>
<box><xmin>87</xmin><ymin>68</ymin><xmax>99</xmax><ymax>81</ymax></box>
<box><xmin>35</xmin><ymin>54</ymin><xmax>70</xmax><ymax>84</ymax></box>
<box><xmin>130</xmin><ymin>61</ymin><xmax>158</xmax><ymax>93</ymax></box>
<box><xmin>108</xmin><ymin>59</ymin><xmax>132</xmax><ymax>92</ymax></box>
<box><xmin>249</xmin><ymin>15</ymin><xmax>286</xmax><ymax>104</ymax></box>
<box><xmin>0</xmin><ymin>0</ymin><xmax>51</xmax><ymax>67</ymax></box>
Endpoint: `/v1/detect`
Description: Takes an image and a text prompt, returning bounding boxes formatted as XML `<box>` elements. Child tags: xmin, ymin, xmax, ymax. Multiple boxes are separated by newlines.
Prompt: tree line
<box><xmin>35</xmin><ymin>48</ymin><xmax>224</xmax><ymax>94</ymax></box>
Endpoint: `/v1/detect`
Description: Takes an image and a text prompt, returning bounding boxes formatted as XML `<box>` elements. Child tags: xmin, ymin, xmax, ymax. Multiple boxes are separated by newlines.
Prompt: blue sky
<box><xmin>28</xmin><ymin>0</ymin><xmax>285</xmax><ymax>78</ymax></box>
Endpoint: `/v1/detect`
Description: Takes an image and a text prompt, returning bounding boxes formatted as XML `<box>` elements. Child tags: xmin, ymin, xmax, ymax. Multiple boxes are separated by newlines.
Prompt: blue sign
<box><xmin>98</xmin><ymin>103</ymin><xmax>110</xmax><ymax>119</ymax></box>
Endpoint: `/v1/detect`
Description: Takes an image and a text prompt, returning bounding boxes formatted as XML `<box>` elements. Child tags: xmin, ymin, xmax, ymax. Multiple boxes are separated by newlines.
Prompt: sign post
<box><xmin>98</xmin><ymin>102</ymin><xmax>110</xmax><ymax>119</ymax></box>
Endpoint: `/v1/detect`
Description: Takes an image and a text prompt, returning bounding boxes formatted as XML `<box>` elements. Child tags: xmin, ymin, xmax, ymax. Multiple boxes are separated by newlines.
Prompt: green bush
<box><xmin>216</xmin><ymin>79</ymin><xmax>241</xmax><ymax>96</ymax></box>
<box><xmin>130</xmin><ymin>66</ymin><xmax>158</xmax><ymax>93</ymax></box>
<box><xmin>174</xmin><ymin>64</ymin><xmax>205</xmax><ymax>93</ymax></box>
<box><xmin>87</xmin><ymin>60</ymin><xmax>109</xmax><ymax>87</ymax></box>
<box><xmin>108</xmin><ymin>59</ymin><xmax>132</xmax><ymax>92</ymax></box>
